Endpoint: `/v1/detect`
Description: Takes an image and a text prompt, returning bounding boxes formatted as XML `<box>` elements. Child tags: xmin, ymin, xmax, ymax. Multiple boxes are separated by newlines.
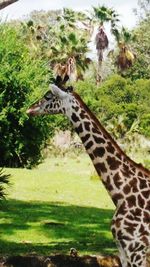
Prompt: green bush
<box><xmin>140</xmin><ymin>114</ymin><xmax>150</xmax><ymax>138</ymax></box>
<box><xmin>76</xmin><ymin>75</ymin><xmax>150</xmax><ymax>136</ymax></box>
<box><xmin>0</xmin><ymin>25</ymin><xmax>53</xmax><ymax>167</ymax></box>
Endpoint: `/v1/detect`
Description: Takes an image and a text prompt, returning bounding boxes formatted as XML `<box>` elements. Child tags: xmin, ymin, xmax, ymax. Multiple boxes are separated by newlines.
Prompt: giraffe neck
<box><xmin>66</xmin><ymin>93</ymin><xmax>150</xmax><ymax>206</ymax></box>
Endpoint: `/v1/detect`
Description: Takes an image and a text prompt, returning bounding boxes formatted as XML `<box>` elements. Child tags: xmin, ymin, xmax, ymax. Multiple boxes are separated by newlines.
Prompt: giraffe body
<box><xmin>27</xmin><ymin>84</ymin><xmax>150</xmax><ymax>267</ymax></box>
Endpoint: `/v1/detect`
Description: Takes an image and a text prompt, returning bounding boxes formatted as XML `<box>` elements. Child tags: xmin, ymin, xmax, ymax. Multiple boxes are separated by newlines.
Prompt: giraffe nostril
<box><xmin>26</xmin><ymin>105</ymin><xmax>41</xmax><ymax>115</ymax></box>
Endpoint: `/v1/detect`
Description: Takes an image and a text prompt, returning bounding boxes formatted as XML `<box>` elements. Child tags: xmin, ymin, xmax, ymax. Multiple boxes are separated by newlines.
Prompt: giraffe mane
<box><xmin>73</xmin><ymin>91</ymin><xmax>150</xmax><ymax>177</ymax></box>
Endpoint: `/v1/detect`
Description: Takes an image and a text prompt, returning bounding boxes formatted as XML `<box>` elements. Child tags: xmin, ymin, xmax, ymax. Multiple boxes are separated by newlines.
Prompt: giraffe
<box><xmin>27</xmin><ymin>83</ymin><xmax>150</xmax><ymax>267</ymax></box>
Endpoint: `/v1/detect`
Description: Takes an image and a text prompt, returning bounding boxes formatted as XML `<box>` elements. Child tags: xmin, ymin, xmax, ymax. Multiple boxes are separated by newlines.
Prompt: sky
<box><xmin>0</xmin><ymin>0</ymin><xmax>139</xmax><ymax>29</ymax></box>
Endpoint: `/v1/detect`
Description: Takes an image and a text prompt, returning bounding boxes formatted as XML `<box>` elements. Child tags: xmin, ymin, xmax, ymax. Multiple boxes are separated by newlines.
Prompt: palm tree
<box><xmin>114</xmin><ymin>27</ymin><xmax>136</xmax><ymax>71</ymax></box>
<box><xmin>93</xmin><ymin>5</ymin><xmax>120</xmax><ymax>65</ymax></box>
<box><xmin>50</xmin><ymin>9</ymin><xmax>92</xmax><ymax>80</ymax></box>
<box><xmin>21</xmin><ymin>9</ymin><xmax>92</xmax><ymax>80</ymax></box>
<box><xmin>93</xmin><ymin>6</ymin><xmax>120</xmax><ymax>83</ymax></box>
<box><xmin>95</xmin><ymin>26</ymin><xmax>108</xmax><ymax>63</ymax></box>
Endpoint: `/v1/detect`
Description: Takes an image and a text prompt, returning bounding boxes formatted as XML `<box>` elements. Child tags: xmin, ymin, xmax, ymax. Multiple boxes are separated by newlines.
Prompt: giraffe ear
<box><xmin>51</xmin><ymin>84</ymin><xmax>68</xmax><ymax>99</ymax></box>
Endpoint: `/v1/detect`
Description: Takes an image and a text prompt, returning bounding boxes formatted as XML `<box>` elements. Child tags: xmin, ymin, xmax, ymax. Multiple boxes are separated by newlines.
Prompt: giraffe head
<box><xmin>26</xmin><ymin>84</ymin><xmax>75</xmax><ymax>116</ymax></box>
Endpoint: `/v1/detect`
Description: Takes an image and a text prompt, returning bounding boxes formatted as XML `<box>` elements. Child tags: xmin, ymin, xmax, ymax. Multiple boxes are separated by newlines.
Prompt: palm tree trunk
<box><xmin>0</xmin><ymin>0</ymin><xmax>18</xmax><ymax>10</ymax></box>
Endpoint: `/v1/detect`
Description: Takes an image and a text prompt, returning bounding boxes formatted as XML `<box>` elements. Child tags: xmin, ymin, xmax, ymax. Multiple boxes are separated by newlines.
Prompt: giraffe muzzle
<box><xmin>26</xmin><ymin>106</ymin><xmax>41</xmax><ymax>116</ymax></box>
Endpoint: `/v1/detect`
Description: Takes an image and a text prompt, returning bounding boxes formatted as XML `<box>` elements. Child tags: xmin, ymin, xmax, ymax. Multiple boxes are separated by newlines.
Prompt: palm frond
<box><xmin>93</xmin><ymin>5</ymin><xmax>119</xmax><ymax>25</ymax></box>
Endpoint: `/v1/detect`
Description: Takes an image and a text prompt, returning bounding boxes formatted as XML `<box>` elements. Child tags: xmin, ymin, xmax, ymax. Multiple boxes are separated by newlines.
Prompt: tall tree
<box><xmin>22</xmin><ymin>9</ymin><xmax>92</xmax><ymax>80</ymax></box>
<box><xmin>114</xmin><ymin>27</ymin><xmax>135</xmax><ymax>71</ymax></box>
<box><xmin>93</xmin><ymin>5</ymin><xmax>119</xmax><ymax>65</ymax></box>
<box><xmin>93</xmin><ymin>5</ymin><xmax>119</xmax><ymax>83</ymax></box>
<box><xmin>124</xmin><ymin>17</ymin><xmax>150</xmax><ymax>79</ymax></box>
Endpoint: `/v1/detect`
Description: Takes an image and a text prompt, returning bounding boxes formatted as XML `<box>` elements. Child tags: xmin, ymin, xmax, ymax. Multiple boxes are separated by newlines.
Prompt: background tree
<box><xmin>93</xmin><ymin>5</ymin><xmax>119</xmax><ymax>81</ymax></box>
<box><xmin>123</xmin><ymin>0</ymin><xmax>150</xmax><ymax>79</ymax></box>
<box><xmin>50</xmin><ymin>8</ymin><xmax>93</xmax><ymax>79</ymax></box>
<box><xmin>20</xmin><ymin>9</ymin><xmax>93</xmax><ymax>80</ymax></box>
<box><xmin>76</xmin><ymin>75</ymin><xmax>150</xmax><ymax>137</ymax></box>
<box><xmin>93</xmin><ymin>6</ymin><xmax>119</xmax><ymax>63</ymax></box>
<box><xmin>114</xmin><ymin>27</ymin><xmax>136</xmax><ymax>72</ymax></box>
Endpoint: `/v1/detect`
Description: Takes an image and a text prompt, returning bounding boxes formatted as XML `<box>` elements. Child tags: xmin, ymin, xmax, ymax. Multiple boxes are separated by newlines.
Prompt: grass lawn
<box><xmin>0</xmin><ymin>153</ymin><xmax>116</xmax><ymax>256</ymax></box>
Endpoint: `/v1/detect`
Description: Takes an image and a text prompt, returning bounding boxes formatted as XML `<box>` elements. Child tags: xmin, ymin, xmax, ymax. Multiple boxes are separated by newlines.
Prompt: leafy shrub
<box><xmin>0</xmin><ymin>24</ymin><xmax>53</xmax><ymax>167</ymax></box>
<box><xmin>76</xmin><ymin>75</ymin><xmax>150</xmax><ymax>137</ymax></box>
<box><xmin>140</xmin><ymin>114</ymin><xmax>150</xmax><ymax>138</ymax></box>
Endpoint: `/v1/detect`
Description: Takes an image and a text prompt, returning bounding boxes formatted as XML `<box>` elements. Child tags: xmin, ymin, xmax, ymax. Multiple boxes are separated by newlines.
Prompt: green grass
<box><xmin>0</xmin><ymin>154</ymin><xmax>116</xmax><ymax>256</ymax></box>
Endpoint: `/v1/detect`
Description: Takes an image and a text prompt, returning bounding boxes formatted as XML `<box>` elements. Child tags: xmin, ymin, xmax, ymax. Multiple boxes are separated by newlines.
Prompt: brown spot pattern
<box><xmin>95</xmin><ymin>162</ymin><xmax>107</xmax><ymax>174</ymax></box>
<box><xmin>123</xmin><ymin>184</ymin><xmax>131</xmax><ymax>194</ymax></box>
<box><xmin>137</xmin><ymin>194</ymin><xmax>145</xmax><ymax>208</ymax></box>
<box><xmin>81</xmin><ymin>134</ymin><xmax>90</xmax><ymax>143</ymax></box>
<box><xmin>93</xmin><ymin>147</ymin><xmax>105</xmax><ymax>158</ymax></box>
<box><xmin>107</xmin><ymin>156</ymin><xmax>121</xmax><ymax>170</ymax></box>
<box><xmin>85</xmin><ymin>141</ymin><xmax>93</xmax><ymax>150</ymax></box>
<box><xmin>106</xmin><ymin>142</ymin><xmax>115</xmax><ymax>154</ymax></box>
<box><xmin>93</xmin><ymin>135</ymin><xmax>105</xmax><ymax>144</ymax></box>
<box><xmin>113</xmin><ymin>173</ymin><xmax>123</xmax><ymax>188</ymax></box>
<box><xmin>126</xmin><ymin>195</ymin><xmax>136</xmax><ymax>208</ymax></box>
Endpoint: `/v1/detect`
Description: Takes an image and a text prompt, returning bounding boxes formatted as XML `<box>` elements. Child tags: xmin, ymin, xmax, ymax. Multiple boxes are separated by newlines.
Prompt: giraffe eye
<box><xmin>44</xmin><ymin>91</ymin><xmax>53</xmax><ymax>100</ymax></box>
<box><xmin>45</xmin><ymin>95</ymin><xmax>50</xmax><ymax>100</ymax></box>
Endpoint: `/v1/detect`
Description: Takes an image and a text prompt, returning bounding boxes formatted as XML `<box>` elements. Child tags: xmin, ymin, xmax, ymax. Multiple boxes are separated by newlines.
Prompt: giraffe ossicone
<box><xmin>27</xmin><ymin>83</ymin><xmax>150</xmax><ymax>267</ymax></box>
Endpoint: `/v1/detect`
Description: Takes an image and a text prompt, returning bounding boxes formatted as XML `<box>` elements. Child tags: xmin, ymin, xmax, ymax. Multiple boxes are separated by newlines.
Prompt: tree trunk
<box><xmin>0</xmin><ymin>0</ymin><xmax>18</xmax><ymax>10</ymax></box>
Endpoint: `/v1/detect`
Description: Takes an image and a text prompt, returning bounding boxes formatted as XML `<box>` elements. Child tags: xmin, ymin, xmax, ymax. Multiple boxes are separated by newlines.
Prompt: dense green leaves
<box><xmin>123</xmin><ymin>14</ymin><xmax>150</xmax><ymax>79</ymax></box>
<box><xmin>76</xmin><ymin>75</ymin><xmax>150</xmax><ymax>136</ymax></box>
<box><xmin>0</xmin><ymin>25</ymin><xmax>53</xmax><ymax>167</ymax></box>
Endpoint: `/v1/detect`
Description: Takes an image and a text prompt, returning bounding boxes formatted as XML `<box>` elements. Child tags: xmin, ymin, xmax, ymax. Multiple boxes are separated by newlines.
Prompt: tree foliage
<box><xmin>122</xmin><ymin>0</ymin><xmax>150</xmax><ymax>79</ymax></box>
<box><xmin>124</xmin><ymin>17</ymin><xmax>150</xmax><ymax>79</ymax></box>
<box><xmin>0</xmin><ymin>24</ymin><xmax>53</xmax><ymax>167</ymax></box>
<box><xmin>20</xmin><ymin>9</ymin><xmax>92</xmax><ymax>77</ymax></box>
<box><xmin>76</xmin><ymin>75</ymin><xmax>150</xmax><ymax>137</ymax></box>
<box><xmin>93</xmin><ymin>5</ymin><xmax>119</xmax><ymax>66</ymax></box>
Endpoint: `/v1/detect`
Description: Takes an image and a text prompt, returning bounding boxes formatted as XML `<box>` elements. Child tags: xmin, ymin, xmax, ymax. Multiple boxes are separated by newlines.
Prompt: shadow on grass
<box><xmin>0</xmin><ymin>199</ymin><xmax>117</xmax><ymax>256</ymax></box>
